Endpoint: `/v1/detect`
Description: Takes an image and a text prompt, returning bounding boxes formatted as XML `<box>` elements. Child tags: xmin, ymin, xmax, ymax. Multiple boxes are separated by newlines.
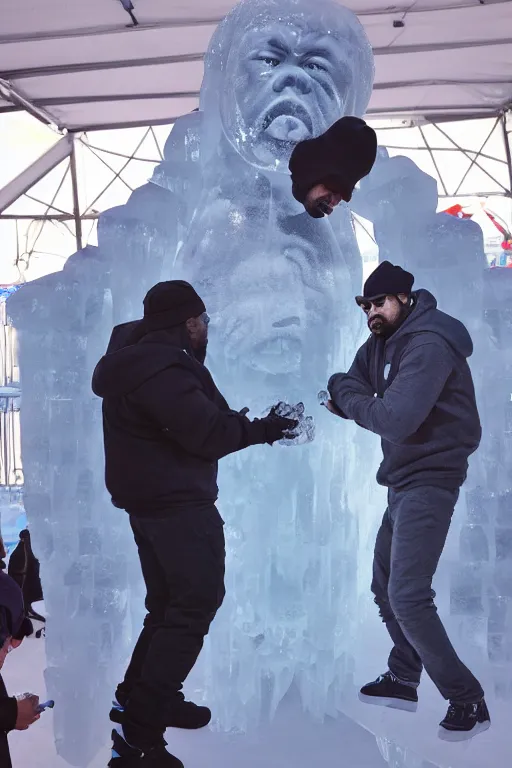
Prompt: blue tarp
<box><xmin>0</xmin><ymin>285</ymin><xmax>21</xmax><ymax>301</ymax></box>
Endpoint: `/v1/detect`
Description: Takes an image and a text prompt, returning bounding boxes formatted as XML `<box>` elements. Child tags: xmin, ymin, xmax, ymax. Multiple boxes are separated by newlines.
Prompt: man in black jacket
<box><xmin>92</xmin><ymin>280</ymin><xmax>297</xmax><ymax>767</ymax></box>
<box><xmin>0</xmin><ymin>572</ymin><xmax>40</xmax><ymax>768</ymax></box>
<box><xmin>326</xmin><ymin>261</ymin><xmax>490</xmax><ymax>742</ymax></box>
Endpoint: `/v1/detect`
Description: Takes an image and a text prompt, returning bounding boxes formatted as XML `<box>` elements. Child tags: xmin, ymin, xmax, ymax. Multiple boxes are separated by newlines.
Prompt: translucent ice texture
<box><xmin>264</xmin><ymin>401</ymin><xmax>316</xmax><ymax>445</ymax></box>
<box><xmin>200</xmin><ymin>0</ymin><xmax>374</xmax><ymax>173</ymax></box>
<box><xmin>7</xmin><ymin>0</ymin><xmax>509</xmax><ymax>766</ymax></box>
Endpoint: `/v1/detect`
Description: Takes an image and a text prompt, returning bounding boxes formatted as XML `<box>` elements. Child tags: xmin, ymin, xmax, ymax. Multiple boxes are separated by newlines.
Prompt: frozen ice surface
<box><xmin>0</xmin><ymin>487</ymin><xmax>26</xmax><ymax>554</ymax></box>
<box><xmin>5</xmin><ymin>626</ymin><xmax>393</xmax><ymax>768</ymax></box>
<box><xmin>6</xmin><ymin>0</ymin><xmax>512</xmax><ymax>765</ymax></box>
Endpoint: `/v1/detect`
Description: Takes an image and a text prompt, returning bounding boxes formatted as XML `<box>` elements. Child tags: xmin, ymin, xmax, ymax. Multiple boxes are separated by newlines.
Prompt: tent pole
<box><xmin>0</xmin><ymin>77</ymin><xmax>61</xmax><ymax>131</ymax></box>
<box><xmin>502</xmin><ymin>110</ymin><xmax>512</xmax><ymax>197</ymax></box>
<box><xmin>69</xmin><ymin>137</ymin><xmax>83</xmax><ymax>251</ymax></box>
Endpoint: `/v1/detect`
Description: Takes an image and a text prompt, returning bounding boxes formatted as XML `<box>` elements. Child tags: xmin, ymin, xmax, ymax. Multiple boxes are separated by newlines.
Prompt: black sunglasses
<box><xmin>355</xmin><ymin>295</ymin><xmax>388</xmax><ymax>313</ymax></box>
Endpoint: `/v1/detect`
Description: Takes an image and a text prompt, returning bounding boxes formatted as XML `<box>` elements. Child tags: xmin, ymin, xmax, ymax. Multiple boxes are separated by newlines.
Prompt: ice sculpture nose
<box><xmin>272</xmin><ymin>316</ymin><xmax>301</xmax><ymax>328</ymax></box>
<box><xmin>272</xmin><ymin>67</ymin><xmax>312</xmax><ymax>95</ymax></box>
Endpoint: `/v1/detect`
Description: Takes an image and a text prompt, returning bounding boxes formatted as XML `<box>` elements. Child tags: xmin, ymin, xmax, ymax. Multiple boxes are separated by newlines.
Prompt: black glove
<box><xmin>260</xmin><ymin>405</ymin><xmax>298</xmax><ymax>445</ymax></box>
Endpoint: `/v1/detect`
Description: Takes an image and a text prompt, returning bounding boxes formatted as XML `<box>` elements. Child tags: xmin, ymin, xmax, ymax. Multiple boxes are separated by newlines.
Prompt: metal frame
<box><xmin>69</xmin><ymin>139</ymin><xmax>83</xmax><ymax>250</ymax></box>
<box><xmin>0</xmin><ymin>125</ymin><xmax>168</xmax><ymax>272</ymax></box>
<box><xmin>0</xmin><ymin>135</ymin><xmax>73</xmax><ymax>214</ymax></box>
<box><xmin>378</xmin><ymin>109</ymin><xmax>512</xmax><ymax>198</ymax></box>
<box><xmin>0</xmin><ymin>77</ymin><xmax>61</xmax><ymax>131</ymax></box>
<box><xmin>0</xmin><ymin>109</ymin><xmax>510</xmax><ymax>280</ymax></box>
<box><xmin>503</xmin><ymin>112</ymin><xmax>512</xmax><ymax>196</ymax></box>
<box><xmin>0</xmin><ymin>133</ymin><xmax>88</xmax><ymax>259</ymax></box>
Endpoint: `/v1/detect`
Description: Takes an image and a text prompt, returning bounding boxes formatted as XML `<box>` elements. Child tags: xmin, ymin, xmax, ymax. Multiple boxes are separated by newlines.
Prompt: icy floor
<box><xmin>3</xmin><ymin>611</ymin><xmax>507</xmax><ymax>768</ymax></box>
<box><xmin>4</xmin><ymin>630</ymin><xmax>387</xmax><ymax>768</ymax></box>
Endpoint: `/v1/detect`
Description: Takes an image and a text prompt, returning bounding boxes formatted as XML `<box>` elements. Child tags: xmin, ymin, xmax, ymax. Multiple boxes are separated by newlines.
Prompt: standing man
<box><xmin>326</xmin><ymin>261</ymin><xmax>490</xmax><ymax>741</ymax></box>
<box><xmin>92</xmin><ymin>280</ymin><xmax>298</xmax><ymax>767</ymax></box>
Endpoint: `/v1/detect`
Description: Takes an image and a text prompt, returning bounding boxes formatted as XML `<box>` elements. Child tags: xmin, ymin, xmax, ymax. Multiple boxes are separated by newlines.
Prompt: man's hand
<box><xmin>15</xmin><ymin>694</ymin><xmax>40</xmax><ymax>730</ymax></box>
<box><xmin>319</xmin><ymin>387</ymin><xmax>346</xmax><ymax>418</ymax></box>
<box><xmin>325</xmin><ymin>400</ymin><xmax>343</xmax><ymax>417</ymax></box>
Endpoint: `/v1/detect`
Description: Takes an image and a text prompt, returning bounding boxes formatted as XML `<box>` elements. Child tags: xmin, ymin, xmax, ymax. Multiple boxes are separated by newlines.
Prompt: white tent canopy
<box><xmin>1</xmin><ymin>0</ymin><xmax>511</xmax><ymax>132</ymax></box>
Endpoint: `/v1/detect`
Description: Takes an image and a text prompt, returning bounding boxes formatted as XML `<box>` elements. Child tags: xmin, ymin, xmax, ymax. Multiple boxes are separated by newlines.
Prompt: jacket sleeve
<box><xmin>130</xmin><ymin>365</ymin><xmax>267</xmax><ymax>461</ymax></box>
<box><xmin>0</xmin><ymin>695</ymin><xmax>17</xmax><ymax>732</ymax></box>
<box><xmin>328</xmin><ymin>342</ymin><xmax>374</xmax><ymax>417</ymax></box>
<box><xmin>331</xmin><ymin>338</ymin><xmax>453</xmax><ymax>444</ymax></box>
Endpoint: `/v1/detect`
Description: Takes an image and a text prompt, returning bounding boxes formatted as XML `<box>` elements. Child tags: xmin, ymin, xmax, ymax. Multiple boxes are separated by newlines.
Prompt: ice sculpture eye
<box><xmin>304</xmin><ymin>60</ymin><xmax>327</xmax><ymax>72</ymax></box>
<box><xmin>257</xmin><ymin>54</ymin><xmax>281</xmax><ymax>67</ymax></box>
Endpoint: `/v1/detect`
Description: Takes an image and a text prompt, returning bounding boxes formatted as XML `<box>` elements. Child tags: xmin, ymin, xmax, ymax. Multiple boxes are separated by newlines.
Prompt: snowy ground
<box><xmin>4</xmin><ymin>629</ymin><xmax>388</xmax><ymax>768</ymax></box>
<box><xmin>3</xmin><ymin>606</ymin><xmax>507</xmax><ymax>768</ymax></box>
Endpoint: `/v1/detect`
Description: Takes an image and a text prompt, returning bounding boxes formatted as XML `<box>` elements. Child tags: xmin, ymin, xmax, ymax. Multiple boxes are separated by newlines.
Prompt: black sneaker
<box><xmin>110</xmin><ymin>696</ymin><xmax>211</xmax><ymax>730</ymax></box>
<box><xmin>438</xmin><ymin>698</ymin><xmax>491</xmax><ymax>742</ymax></box>
<box><xmin>359</xmin><ymin>671</ymin><xmax>418</xmax><ymax>713</ymax></box>
<box><xmin>108</xmin><ymin>728</ymin><xmax>183</xmax><ymax>767</ymax></box>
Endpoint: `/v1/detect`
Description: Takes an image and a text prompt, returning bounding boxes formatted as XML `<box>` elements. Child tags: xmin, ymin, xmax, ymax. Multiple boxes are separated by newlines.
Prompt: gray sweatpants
<box><xmin>372</xmin><ymin>485</ymin><xmax>484</xmax><ymax>703</ymax></box>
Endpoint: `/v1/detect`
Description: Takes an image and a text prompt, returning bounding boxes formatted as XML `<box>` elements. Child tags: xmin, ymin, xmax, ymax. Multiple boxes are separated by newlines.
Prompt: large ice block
<box><xmin>7</xmin><ymin>0</ymin><xmax>510</xmax><ymax>766</ymax></box>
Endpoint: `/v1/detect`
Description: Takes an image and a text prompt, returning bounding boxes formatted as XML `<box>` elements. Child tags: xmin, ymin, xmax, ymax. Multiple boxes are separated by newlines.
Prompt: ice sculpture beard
<box><xmin>221</xmin><ymin>24</ymin><xmax>355</xmax><ymax>172</ymax></box>
<box><xmin>219</xmin><ymin>234</ymin><xmax>338</xmax><ymax>377</ymax></box>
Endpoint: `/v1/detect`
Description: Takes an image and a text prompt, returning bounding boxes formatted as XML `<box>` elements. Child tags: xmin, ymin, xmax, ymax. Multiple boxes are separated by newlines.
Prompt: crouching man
<box><xmin>326</xmin><ymin>261</ymin><xmax>490</xmax><ymax>741</ymax></box>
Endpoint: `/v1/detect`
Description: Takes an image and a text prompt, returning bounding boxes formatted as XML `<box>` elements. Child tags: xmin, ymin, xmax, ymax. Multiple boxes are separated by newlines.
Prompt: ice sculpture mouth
<box><xmin>261</xmin><ymin>100</ymin><xmax>313</xmax><ymax>143</ymax></box>
<box><xmin>250</xmin><ymin>335</ymin><xmax>302</xmax><ymax>374</ymax></box>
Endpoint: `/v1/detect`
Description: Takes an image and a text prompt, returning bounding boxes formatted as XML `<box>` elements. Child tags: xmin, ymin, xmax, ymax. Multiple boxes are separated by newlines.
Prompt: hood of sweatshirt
<box><xmin>388</xmin><ymin>289</ymin><xmax>473</xmax><ymax>359</ymax></box>
<box><xmin>92</xmin><ymin>322</ymin><xmax>197</xmax><ymax>398</ymax></box>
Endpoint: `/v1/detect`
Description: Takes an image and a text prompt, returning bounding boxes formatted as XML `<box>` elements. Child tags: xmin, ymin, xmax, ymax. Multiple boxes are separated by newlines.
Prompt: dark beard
<box><xmin>194</xmin><ymin>343</ymin><xmax>208</xmax><ymax>364</ymax></box>
<box><xmin>369</xmin><ymin>303</ymin><xmax>411</xmax><ymax>339</ymax></box>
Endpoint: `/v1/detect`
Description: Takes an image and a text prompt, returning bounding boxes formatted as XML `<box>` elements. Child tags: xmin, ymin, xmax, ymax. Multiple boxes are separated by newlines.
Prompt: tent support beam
<box><xmin>502</xmin><ymin>111</ymin><xmax>512</xmax><ymax>197</ymax></box>
<box><xmin>432</xmin><ymin>120</ymin><xmax>510</xmax><ymax>195</ymax></box>
<box><xmin>0</xmin><ymin>77</ymin><xmax>61</xmax><ymax>131</ymax></box>
<box><xmin>419</xmin><ymin>124</ymin><xmax>448</xmax><ymax>196</ymax></box>
<box><xmin>69</xmin><ymin>138</ymin><xmax>83</xmax><ymax>251</ymax></box>
<box><xmin>0</xmin><ymin>135</ymin><xmax>73</xmax><ymax>214</ymax></box>
<box><xmin>2</xmin><ymin>37</ymin><xmax>510</xmax><ymax>80</ymax></box>
<box><xmin>453</xmin><ymin>117</ymin><xmax>501</xmax><ymax>196</ymax></box>
<box><xmin>0</xmin><ymin>213</ymin><xmax>98</xmax><ymax>221</ymax></box>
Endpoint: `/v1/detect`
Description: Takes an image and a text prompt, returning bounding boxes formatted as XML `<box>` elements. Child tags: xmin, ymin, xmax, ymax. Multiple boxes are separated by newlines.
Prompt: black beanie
<box><xmin>289</xmin><ymin>116</ymin><xmax>377</xmax><ymax>206</ymax></box>
<box><xmin>143</xmin><ymin>280</ymin><xmax>206</xmax><ymax>331</ymax></box>
<box><xmin>356</xmin><ymin>261</ymin><xmax>415</xmax><ymax>303</ymax></box>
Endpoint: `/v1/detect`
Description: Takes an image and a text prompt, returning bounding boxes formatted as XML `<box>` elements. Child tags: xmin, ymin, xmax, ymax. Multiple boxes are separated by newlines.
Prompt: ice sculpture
<box><xmin>7</xmin><ymin>0</ymin><xmax>506</xmax><ymax>766</ymax></box>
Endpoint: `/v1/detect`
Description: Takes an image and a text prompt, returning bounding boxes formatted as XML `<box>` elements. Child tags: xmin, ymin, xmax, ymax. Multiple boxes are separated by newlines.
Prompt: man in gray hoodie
<box><xmin>327</xmin><ymin>260</ymin><xmax>490</xmax><ymax>741</ymax></box>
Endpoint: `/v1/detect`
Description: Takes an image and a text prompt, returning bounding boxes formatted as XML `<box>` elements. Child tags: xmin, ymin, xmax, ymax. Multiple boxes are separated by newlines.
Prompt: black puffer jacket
<box><xmin>92</xmin><ymin>323</ymin><xmax>269</xmax><ymax>516</ymax></box>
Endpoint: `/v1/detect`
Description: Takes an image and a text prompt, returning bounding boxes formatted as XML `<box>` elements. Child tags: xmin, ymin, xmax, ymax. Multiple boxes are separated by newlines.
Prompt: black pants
<box><xmin>119</xmin><ymin>506</ymin><xmax>225</xmax><ymax>748</ymax></box>
<box><xmin>372</xmin><ymin>486</ymin><xmax>483</xmax><ymax>703</ymax></box>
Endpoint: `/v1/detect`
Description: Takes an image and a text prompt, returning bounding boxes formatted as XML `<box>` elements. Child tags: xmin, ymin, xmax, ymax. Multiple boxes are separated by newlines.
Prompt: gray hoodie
<box><xmin>328</xmin><ymin>290</ymin><xmax>481</xmax><ymax>490</ymax></box>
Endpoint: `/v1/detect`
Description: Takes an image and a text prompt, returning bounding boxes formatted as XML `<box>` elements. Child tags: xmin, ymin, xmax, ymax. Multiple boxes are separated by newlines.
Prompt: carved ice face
<box><xmin>188</xmin><ymin>217</ymin><xmax>344</xmax><ymax>376</ymax></box>
<box><xmin>221</xmin><ymin>24</ymin><xmax>357</xmax><ymax>171</ymax></box>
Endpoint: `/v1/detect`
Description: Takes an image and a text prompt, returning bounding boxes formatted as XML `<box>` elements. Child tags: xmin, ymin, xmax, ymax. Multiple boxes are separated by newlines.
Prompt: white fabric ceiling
<box><xmin>0</xmin><ymin>0</ymin><xmax>511</xmax><ymax>132</ymax></box>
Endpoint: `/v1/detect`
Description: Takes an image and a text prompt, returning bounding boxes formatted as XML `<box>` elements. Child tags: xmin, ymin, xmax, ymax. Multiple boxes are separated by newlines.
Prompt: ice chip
<box><xmin>318</xmin><ymin>390</ymin><xmax>329</xmax><ymax>406</ymax></box>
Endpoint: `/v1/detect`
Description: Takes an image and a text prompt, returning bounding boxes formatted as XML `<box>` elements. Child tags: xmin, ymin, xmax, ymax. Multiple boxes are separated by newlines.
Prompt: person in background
<box><xmin>0</xmin><ymin>571</ymin><xmax>40</xmax><ymax>767</ymax></box>
<box><xmin>8</xmin><ymin>529</ymin><xmax>45</xmax><ymax>627</ymax></box>
<box><xmin>0</xmin><ymin>536</ymin><xmax>6</xmax><ymax>571</ymax></box>
<box><xmin>92</xmin><ymin>280</ymin><xmax>299</xmax><ymax>767</ymax></box>
<box><xmin>326</xmin><ymin>261</ymin><xmax>490</xmax><ymax>741</ymax></box>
